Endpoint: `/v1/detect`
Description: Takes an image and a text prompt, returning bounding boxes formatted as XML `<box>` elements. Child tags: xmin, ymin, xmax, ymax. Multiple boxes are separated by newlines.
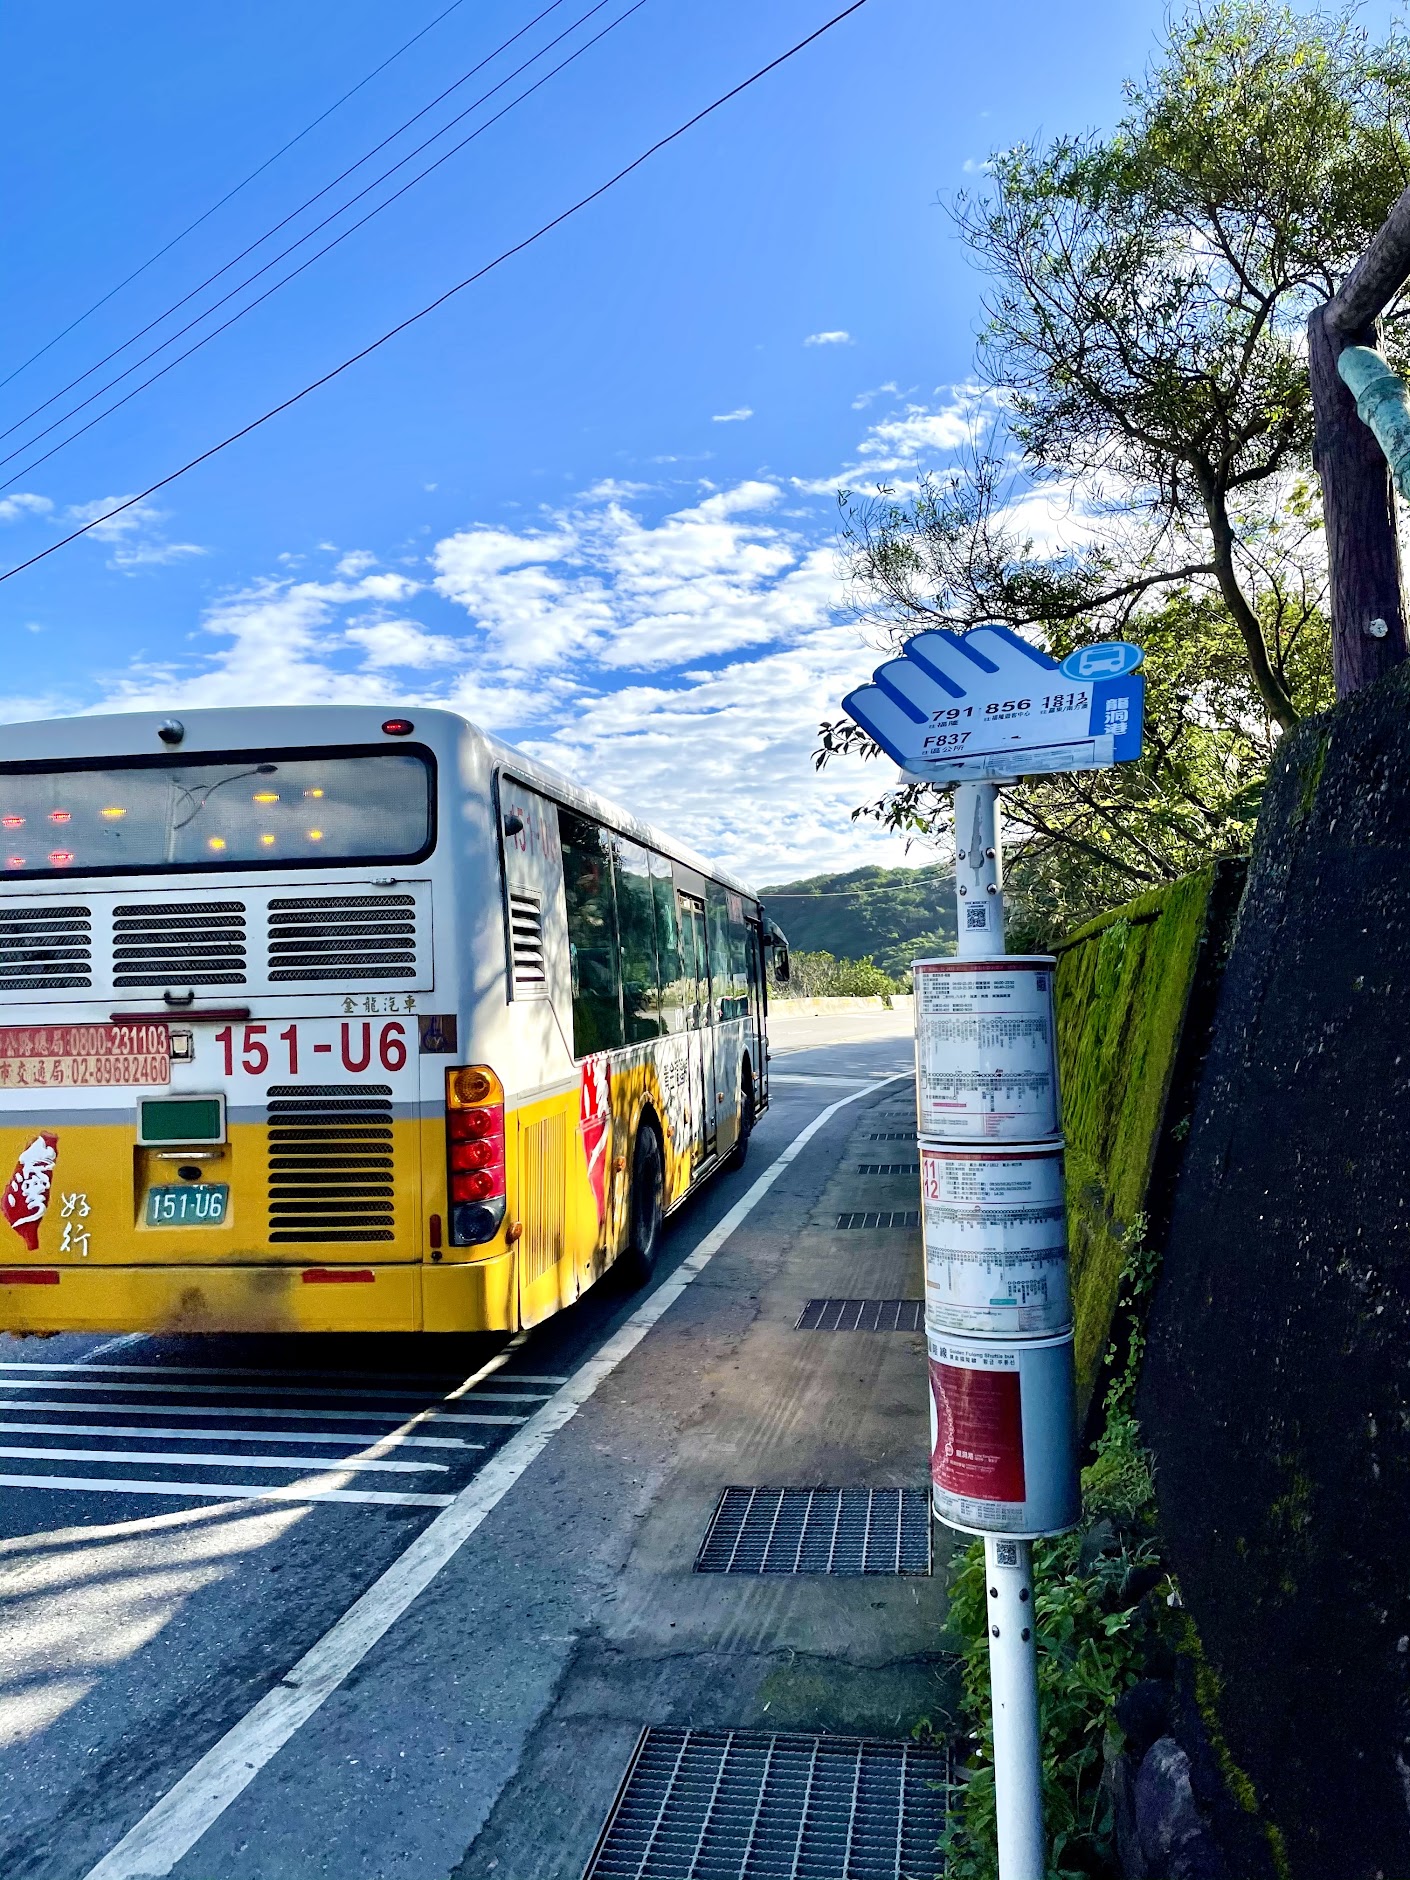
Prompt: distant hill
<box><xmin>759</xmin><ymin>862</ymin><xmax>956</xmax><ymax>980</ymax></box>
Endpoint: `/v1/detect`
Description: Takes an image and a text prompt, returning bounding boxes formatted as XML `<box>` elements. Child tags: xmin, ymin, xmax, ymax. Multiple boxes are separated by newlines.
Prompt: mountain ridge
<box><xmin>759</xmin><ymin>861</ymin><xmax>956</xmax><ymax>980</ymax></box>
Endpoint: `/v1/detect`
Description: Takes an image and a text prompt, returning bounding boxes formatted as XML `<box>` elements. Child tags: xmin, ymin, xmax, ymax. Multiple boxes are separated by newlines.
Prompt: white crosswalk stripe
<box><xmin>0</xmin><ymin>1353</ymin><xmax>550</xmax><ymax>1510</ymax></box>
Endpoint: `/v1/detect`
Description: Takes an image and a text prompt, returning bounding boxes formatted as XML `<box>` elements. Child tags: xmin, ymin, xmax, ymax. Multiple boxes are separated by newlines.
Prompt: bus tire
<box><xmin>620</xmin><ymin>1118</ymin><xmax>664</xmax><ymax>1287</ymax></box>
<box><xmin>725</xmin><ymin>1062</ymin><xmax>755</xmax><ymax>1172</ymax></box>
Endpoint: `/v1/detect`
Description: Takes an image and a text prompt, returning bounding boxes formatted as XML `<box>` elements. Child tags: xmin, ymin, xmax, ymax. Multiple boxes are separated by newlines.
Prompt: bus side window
<box><xmin>727</xmin><ymin>892</ymin><xmax>748</xmax><ymax>1020</ymax></box>
<box><xmin>616</xmin><ymin>837</ymin><xmax>662</xmax><ymax>1043</ymax></box>
<box><xmin>651</xmin><ymin>852</ymin><xmax>686</xmax><ymax>1033</ymax></box>
<box><xmin>560</xmin><ymin>810</ymin><xmax>625</xmax><ymax>1056</ymax></box>
<box><xmin>705</xmin><ymin>882</ymin><xmax>731</xmax><ymax>1026</ymax></box>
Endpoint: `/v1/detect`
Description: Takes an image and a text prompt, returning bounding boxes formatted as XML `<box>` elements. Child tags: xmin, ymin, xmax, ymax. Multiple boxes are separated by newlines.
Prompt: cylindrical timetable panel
<box><xmin>920</xmin><ymin>1138</ymin><xmax>1071</xmax><ymax>1337</ymax></box>
<box><xmin>927</xmin><ymin>1329</ymin><xmax>1079</xmax><ymax>1537</ymax></box>
<box><xmin>913</xmin><ymin>956</ymin><xmax>1058</xmax><ymax>1141</ymax></box>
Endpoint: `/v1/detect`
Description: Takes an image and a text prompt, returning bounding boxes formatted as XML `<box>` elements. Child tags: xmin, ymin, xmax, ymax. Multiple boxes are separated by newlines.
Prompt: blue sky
<box><xmin>0</xmin><ymin>0</ymin><xmax>1250</xmax><ymax>880</ymax></box>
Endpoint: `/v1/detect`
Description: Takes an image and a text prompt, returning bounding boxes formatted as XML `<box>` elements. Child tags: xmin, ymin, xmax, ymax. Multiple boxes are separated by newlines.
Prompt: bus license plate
<box><xmin>145</xmin><ymin>1184</ymin><xmax>229</xmax><ymax>1226</ymax></box>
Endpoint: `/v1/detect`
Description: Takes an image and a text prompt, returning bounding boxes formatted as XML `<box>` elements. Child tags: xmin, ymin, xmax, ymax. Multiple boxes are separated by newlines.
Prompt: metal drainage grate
<box><xmin>584</xmin><ymin>1726</ymin><xmax>949</xmax><ymax>1880</ymax></box>
<box><xmin>866</xmin><ymin>1132</ymin><xmax>916</xmax><ymax>1140</ymax></box>
<box><xmin>836</xmin><ymin>1211</ymin><xmax>920</xmax><ymax>1231</ymax></box>
<box><xmin>796</xmin><ymin>1299</ymin><xmax>924</xmax><ymax>1332</ymax></box>
<box><xmin>695</xmin><ymin>1487</ymin><xmax>931</xmax><ymax>1575</ymax></box>
<box><xmin>857</xmin><ymin>1163</ymin><xmax>920</xmax><ymax>1175</ymax></box>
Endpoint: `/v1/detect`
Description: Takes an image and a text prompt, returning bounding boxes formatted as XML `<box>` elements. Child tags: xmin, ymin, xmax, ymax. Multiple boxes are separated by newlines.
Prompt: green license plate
<box><xmin>145</xmin><ymin>1184</ymin><xmax>229</xmax><ymax>1227</ymax></box>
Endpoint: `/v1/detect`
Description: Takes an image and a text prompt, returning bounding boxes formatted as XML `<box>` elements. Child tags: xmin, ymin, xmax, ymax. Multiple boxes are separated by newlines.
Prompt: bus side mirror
<box><xmin>774</xmin><ymin>945</ymin><xmax>790</xmax><ymax>986</ymax></box>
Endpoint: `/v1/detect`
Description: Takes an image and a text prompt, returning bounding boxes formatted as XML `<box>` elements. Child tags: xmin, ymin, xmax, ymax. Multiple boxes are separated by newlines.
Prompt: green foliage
<box><xmin>1052</xmin><ymin>867</ymin><xmax>1230</xmax><ymax>1410</ymax></box>
<box><xmin>818</xmin><ymin>0</ymin><xmax>1410</xmax><ymax>920</ymax></box>
<box><xmin>939</xmin><ymin>1242</ymin><xmax>1167</xmax><ymax>1880</ymax></box>
<box><xmin>769</xmin><ymin>948</ymin><xmax>905</xmax><ymax>999</ymax></box>
<box><xmin>760</xmin><ymin>863</ymin><xmax>955</xmax><ymax>979</ymax></box>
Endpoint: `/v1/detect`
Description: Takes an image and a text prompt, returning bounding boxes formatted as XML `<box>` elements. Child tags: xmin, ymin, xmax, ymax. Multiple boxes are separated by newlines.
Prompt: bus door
<box><xmin>679</xmin><ymin>895</ymin><xmax>717</xmax><ymax>1165</ymax></box>
<box><xmin>746</xmin><ymin>915</ymin><xmax>768</xmax><ymax>1109</ymax></box>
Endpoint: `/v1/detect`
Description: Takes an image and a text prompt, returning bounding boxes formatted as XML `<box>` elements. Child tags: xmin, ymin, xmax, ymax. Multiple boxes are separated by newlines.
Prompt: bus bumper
<box><xmin>0</xmin><ymin>1256</ymin><xmax>518</xmax><ymax>1336</ymax></box>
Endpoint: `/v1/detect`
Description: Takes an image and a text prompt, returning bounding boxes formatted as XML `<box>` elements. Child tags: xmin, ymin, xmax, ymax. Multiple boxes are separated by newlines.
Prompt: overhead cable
<box><xmin>0</xmin><ymin>0</ymin><xmax>872</xmax><ymax>585</ymax></box>
<box><xmin>0</xmin><ymin>0</ymin><xmax>634</xmax><ymax>489</ymax></box>
<box><xmin>0</xmin><ymin>0</ymin><xmax>473</xmax><ymax>393</ymax></box>
<box><xmin>0</xmin><ymin>0</ymin><xmax>576</xmax><ymax>449</ymax></box>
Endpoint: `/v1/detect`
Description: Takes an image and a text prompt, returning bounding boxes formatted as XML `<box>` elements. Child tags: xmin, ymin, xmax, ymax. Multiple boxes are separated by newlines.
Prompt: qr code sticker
<box><xmin>965</xmin><ymin>902</ymin><xmax>989</xmax><ymax>931</ymax></box>
<box><xmin>995</xmin><ymin>1541</ymin><xmax>1019</xmax><ymax>1567</ymax></box>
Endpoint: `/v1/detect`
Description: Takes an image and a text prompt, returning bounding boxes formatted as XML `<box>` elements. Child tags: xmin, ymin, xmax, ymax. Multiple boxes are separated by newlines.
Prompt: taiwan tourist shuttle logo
<box><xmin>2</xmin><ymin>1132</ymin><xmax>58</xmax><ymax>1250</ymax></box>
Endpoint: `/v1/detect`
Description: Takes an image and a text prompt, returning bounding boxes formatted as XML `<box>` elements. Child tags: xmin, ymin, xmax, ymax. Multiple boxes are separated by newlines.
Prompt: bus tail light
<box><xmin>447</xmin><ymin>1065</ymin><xmax>506</xmax><ymax>1246</ymax></box>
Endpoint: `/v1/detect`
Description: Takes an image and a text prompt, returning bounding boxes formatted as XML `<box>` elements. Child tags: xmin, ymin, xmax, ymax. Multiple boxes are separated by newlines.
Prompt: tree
<box><xmin>821</xmin><ymin>1</ymin><xmax>1410</xmax><ymax>941</ymax></box>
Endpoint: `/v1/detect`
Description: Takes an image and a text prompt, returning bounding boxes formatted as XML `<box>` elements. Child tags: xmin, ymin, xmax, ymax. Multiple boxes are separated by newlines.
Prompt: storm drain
<box><xmin>796</xmin><ymin>1298</ymin><xmax>924</xmax><ymax>1332</ymax></box>
<box><xmin>583</xmin><ymin>1726</ymin><xmax>949</xmax><ymax>1880</ymax></box>
<box><xmin>857</xmin><ymin>1163</ymin><xmax>920</xmax><ymax>1175</ymax></box>
<box><xmin>836</xmin><ymin>1210</ymin><xmax>920</xmax><ymax>1230</ymax></box>
<box><xmin>695</xmin><ymin>1487</ymin><xmax>931</xmax><ymax>1575</ymax></box>
<box><xmin>866</xmin><ymin>1132</ymin><xmax>916</xmax><ymax>1140</ymax></box>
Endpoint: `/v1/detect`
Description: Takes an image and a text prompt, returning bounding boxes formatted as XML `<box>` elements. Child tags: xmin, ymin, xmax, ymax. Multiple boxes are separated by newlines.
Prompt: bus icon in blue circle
<box><xmin>1060</xmin><ymin>642</ymin><xmax>1144</xmax><ymax>681</ymax></box>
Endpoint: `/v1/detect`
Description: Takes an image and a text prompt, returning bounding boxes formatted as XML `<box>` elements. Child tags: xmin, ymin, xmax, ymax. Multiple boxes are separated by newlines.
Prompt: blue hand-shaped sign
<box><xmin>842</xmin><ymin>625</ymin><xmax>1144</xmax><ymax>782</ymax></box>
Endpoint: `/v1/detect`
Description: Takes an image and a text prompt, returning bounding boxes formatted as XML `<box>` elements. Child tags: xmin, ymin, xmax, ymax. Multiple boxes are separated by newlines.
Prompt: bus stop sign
<box><xmin>842</xmin><ymin>625</ymin><xmax>1144</xmax><ymax>782</ymax></box>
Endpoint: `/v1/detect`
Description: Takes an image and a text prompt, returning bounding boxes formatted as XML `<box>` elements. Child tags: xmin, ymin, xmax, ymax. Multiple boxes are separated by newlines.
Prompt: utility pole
<box><xmin>1311</xmin><ymin>180</ymin><xmax>1410</xmax><ymax>696</ymax></box>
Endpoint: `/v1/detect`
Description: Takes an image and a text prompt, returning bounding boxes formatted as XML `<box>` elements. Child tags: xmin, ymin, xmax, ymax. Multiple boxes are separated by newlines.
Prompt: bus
<box><xmin>0</xmin><ymin>705</ymin><xmax>786</xmax><ymax>1337</ymax></box>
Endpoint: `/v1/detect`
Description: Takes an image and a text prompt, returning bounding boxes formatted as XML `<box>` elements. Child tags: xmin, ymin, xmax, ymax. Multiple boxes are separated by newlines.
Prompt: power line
<box><xmin>0</xmin><ymin>0</ymin><xmax>641</xmax><ymax>492</ymax></box>
<box><xmin>0</xmin><ymin>0</ymin><xmax>578</xmax><ymax>454</ymax></box>
<box><xmin>0</xmin><ymin>0</ymin><xmax>872</xmax><ymax>587</ymax></box>
<box><xmin>0</xmin><ymin>0</ymin><xmax>473</xmax><ymax>394</ymax></box>
<box><xmin>764</xmin><ymin>879</ymin><xmax>951</xmax><ymax>899</ymax></box>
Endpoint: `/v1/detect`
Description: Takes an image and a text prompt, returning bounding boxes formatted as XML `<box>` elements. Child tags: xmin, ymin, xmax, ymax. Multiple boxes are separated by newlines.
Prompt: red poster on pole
<box><xmin>930</xmin><ymin>1358</ymin><xmax>1027</xmax><ymax>1502</ymax></box>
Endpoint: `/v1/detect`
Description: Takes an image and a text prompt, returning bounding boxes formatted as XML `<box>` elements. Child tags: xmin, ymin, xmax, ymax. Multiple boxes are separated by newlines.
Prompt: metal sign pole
<box><xmin>840</xmin><ymin>626</ymin><xmax>1144</xmax><ymax>1880</ymax></box>
<box><xmin>952</xmin><ymin>781</ymin><xmax>1046</xmax><ymax>1880</ymax></box>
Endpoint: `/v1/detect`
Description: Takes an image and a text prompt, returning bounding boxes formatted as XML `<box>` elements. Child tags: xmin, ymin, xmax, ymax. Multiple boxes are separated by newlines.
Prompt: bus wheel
<box><xmin>725</xmin><ymin>1065</ymin><xmax>755</xmax><ymax>1172</ymax></box>
<box><xmin>621</xmin><ymin>1120</ymin><xmax>664</xmax><ymax>1286</ymax></box>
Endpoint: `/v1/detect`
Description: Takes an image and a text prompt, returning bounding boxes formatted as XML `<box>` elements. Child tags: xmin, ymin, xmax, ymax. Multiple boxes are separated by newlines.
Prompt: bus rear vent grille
<box><xmin>112</xmin><ymin>902</ymin><xmax>248</xmax><ymax>988</ymax></box>
<box><xmin>267</xmin><ymin>895</ymin><xmax>418</xmax><ymax>982</ymax></box>
<box><xmin>508</xmin><ymin>892</ymin><xmax>547</xmax><ymax>994</ymax></box>
<box><xmin>265</xmin><ymin>1083</ymin><xmax>395</xmax><ymax>1243</ymax></box>
<box><xmin>0</xmin><ymin>905</ymin><xmax>92</xmax><ymax>991</ymax></box>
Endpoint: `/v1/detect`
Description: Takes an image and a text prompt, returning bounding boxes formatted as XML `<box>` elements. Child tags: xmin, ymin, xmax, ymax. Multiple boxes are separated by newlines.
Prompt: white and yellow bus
<box><xmin>0</xmin><ymin>706</ymin><xmax>784</xmax><ymax>1336</ymax></box>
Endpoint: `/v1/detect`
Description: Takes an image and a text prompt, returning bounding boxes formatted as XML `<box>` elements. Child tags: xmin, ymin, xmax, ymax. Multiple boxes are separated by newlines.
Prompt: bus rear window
<box><xmin>0</xmin><ymin>748</ymin><xmax>433</xmax><ymax>877</ymax></box>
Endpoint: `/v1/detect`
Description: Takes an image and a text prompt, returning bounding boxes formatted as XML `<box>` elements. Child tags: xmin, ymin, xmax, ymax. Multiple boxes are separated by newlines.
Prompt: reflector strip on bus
<box><xmin>301</xmin><ymin>1268</ymin><xmax>376</xmax><ymax>1284</ymax></box>
<box><xmin>0</xmin><ymin>1270</ymin><xmax>58</xmax><ymax>1284</ymax></box>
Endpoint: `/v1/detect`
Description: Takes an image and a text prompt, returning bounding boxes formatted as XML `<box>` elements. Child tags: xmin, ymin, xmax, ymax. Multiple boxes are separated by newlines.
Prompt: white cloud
<box><xmin>711</xmin><ymin>407</ymin><xmax>753</xmax><ymax>423</ymax></box>
<box><xmin>851</xmin><ymin>381</ymin><xmax>900</xmax><ymax>410</ymax></box>
<box><xmin>805</xmin><ymin>330</ymin><xmax>853</xmax><ymax>346</ymax></box>
<box><xmin>795</xmin><ymin>385</ymin><xmax>1002</xmax><ymax>494</ymax></box>
<box><xmin>0</xmin><ymin>493</ymin><xmax>52</xmax><ymax>524</ymax></box>
<box><xmin>62</xmin><ymin>494</ymin><xmax>206</xmax><ymax>571</ymax></box>
<box><xmin>29</xmin><ymin>397</ymin><xmax>1032</xmax><ymax>878</ymax></box>
<box><xmin>344</xmin><ymin>620</ymin><xmax>460</xmax><ymax>668</ymax></box>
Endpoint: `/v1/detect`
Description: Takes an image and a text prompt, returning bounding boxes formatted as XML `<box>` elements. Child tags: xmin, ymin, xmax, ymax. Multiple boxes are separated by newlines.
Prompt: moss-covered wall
<box><xmin>1136</xmin><ymin>662</ymin><xmax>1410</xmax><ymax>1880</ymax></box>
<box><xmin>1054</xmin><ymin>861</ymin><xmax>1245</xmax><ymax>1422</ymax></box>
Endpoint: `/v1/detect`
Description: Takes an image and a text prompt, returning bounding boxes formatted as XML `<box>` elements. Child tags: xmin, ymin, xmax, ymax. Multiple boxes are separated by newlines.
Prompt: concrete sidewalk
<box><xmin>450</xmin><ymin>1073</ymin><xmax>955</xmax><ymax>1877</ymax></box>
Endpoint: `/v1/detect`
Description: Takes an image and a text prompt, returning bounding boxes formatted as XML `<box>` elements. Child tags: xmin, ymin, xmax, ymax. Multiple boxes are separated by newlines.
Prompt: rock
<box><xmin>1133</xmin><ymin>1736</ymin><xmax>1229</xmax><ymax>1878</ymax></box>
<box><xmin>1105</xmin><ymin>1744</ymin><xmax>1147</xmax><ymax>1879</ymax></box>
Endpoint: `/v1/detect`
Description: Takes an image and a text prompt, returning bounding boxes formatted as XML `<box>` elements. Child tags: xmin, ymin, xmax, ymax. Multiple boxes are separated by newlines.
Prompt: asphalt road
<box><xmin>0</xmin><ymin>1022</ymin><xmax>936</xmax><ymax>1880</ymax></box>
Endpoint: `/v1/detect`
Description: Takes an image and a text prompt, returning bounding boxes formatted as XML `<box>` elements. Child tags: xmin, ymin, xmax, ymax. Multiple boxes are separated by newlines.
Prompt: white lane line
<box><xmin>0</xmin><ymin>1399</ymin><xmax>525</xmax><ymax>1427</ymax></box>
<box><xmin>0</xmin><ymin>1378</ymin><xmax>550</xmax><ymax>1405</ymax></box>
<box><xmin>81</xmin><ymin>1333</ymin><xmax>152</xmax><ymax>1362</ymax></box>
<box><xmin>0</xmin><ymin>1421</ymin><xmax>482</xmax><ymax>1450</ymax></box>
<box><xmin>82</xmin><ymin>1073</ymin><xmax>903</xmax><ymax>1880</ymax></box>
<box><xmin>0</xmin><ymin>1360</ymin><xmax>562</xmax><ymax>1386</ymax></box>
<box><xmin>0</xmin><ymin>1445</ymin><xmax>446</xmax><ymax>1474</ymax></box>
<box><xmin>768</xmin><ymin>1072</ymin><xmax>879</xmax><ymax>1086</ymax></box>
<box><xmin>0</xmin><ymin>1473</ymin><xmax>454</xmax><ymax>1509</ymax></box>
